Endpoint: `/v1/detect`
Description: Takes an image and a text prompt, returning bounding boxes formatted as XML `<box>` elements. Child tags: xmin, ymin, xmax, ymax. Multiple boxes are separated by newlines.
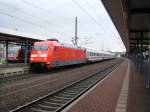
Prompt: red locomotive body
<box><xmin>30</xmin><ymin>40</ymin><xmax>86</xmax><ymax>71</ymax></box>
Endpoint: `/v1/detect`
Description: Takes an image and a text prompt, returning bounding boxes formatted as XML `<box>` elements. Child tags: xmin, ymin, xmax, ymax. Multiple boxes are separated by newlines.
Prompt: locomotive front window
<box><xmin>34</xmin><ymin>45</ymin><xmax>48</xmax><ymax>51</ymax></box>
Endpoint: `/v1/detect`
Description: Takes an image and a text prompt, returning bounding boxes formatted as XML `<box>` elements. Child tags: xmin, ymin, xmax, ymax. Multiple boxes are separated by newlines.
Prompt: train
<box><xmin>30</xmin><ymin>39</ymin><xmax>115</xmax><ymax>71</ymax></box>
<box><xmin>8</xmin><ymin>46</ymin><xmax>30</xmax><ymax>63</ymax></box>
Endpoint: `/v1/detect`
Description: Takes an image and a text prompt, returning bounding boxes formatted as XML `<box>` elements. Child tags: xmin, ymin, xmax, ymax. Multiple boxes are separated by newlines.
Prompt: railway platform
<box><xmin>63</xmin><ymin>59</ymin><xmax>150</xmax><ymax>112</ymax></box>
<box><xmin>0</xmin><ymin>64</ymin><xmax>29</xmax><ymax>80</ymax></box>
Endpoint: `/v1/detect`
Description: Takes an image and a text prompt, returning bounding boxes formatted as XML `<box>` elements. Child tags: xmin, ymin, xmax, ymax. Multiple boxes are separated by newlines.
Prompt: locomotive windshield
<box><xmin>33</xmin><ymin>45</ymin><xmax>48</xmax><ymax>51</ymax></box>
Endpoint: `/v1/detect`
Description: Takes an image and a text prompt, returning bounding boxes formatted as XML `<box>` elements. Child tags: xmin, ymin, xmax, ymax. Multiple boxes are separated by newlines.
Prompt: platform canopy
<box><xmin>101</xmin><ymin>0</ymin><xmax>150</xmax><ymax>53</ymax></box>
<box><xmin>0</xmin><ymin>28</ymin><xmax>44</xmax><ymax>44</ymax></box>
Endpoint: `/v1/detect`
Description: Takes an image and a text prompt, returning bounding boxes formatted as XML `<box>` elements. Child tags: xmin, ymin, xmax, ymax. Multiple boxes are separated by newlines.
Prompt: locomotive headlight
<box><xmin>40</xmin><ymin>54</ymin><xmax>47</xmax><ymax>57</ymax></box>
<box><xmin>44</xmin><ymin>58</ymin><xmax>47</xmax><ymax>61</ymax></box>
<box><xmin>30</xmin><ymin>58</ymin><xmax>34</xmax><ymax>60</ymax></box>
<box><xmin>31</xmin><ymin>54</ymin><xmax>37</xmax><ymax>57</ymax></box>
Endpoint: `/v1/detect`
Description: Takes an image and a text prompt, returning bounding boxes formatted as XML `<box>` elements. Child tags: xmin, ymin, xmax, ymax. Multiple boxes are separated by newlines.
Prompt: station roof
<box><xmin>0</xmin><ymin>28</ymin><xmax>44</xmax><ymax>44</ymax></box>
<box><xmin>101</xmin><ymin>0</ymin><xmax>150</xmax><ymax>52</ymax></box>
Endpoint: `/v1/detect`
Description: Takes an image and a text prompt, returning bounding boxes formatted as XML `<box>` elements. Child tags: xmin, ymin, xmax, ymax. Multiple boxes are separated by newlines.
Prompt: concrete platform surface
<box><xmin>127</xmin><ymin>61</ymin><xmax>150</xmax><ymax>112</ymax></box>
<box><xmin>0</xmin><ymin>64</ymin><xmax>29</xmax><ymax>73</ymax></box>
<box><xmin>63</xmin><ymin>59</ymin><xmax>150</xmax><ymax>112</ymax></box>
<box><xmin>0</xmin><ymin>64</ymin><xmax>29</xmax><ymax>78</ymax></box>
<box><xmin>65</xmin><ymin>59</ymin><xmax>128</xmax><ymax>112</ymax></box>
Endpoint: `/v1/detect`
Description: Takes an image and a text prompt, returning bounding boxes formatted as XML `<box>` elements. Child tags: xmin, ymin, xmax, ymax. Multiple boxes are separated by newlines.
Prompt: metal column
<box><xmin>136</xmin><ymin>39</ymin><xmax>139</xmax><ymax>68</ymax></box>
<box><xmin>147</xmin><ymin>46</ymin><xmax>150</xmax><ymax>88</ymax></box>
<box><xmin>5</xmin><ymin>41</ymin><xmax>8</xmax><ymax>65</ymax></box>
<box><xmin>147</xmin><ymin>14</ymin><xmax>150</xmax><ymax>87</ymax></box>
<box><xmin>140</xmin><ymin>32</ymin><xmax>143</xmax><ymax>73</ymax></box>
<box><xmin>24</xmin><ymin>40</ymin><xmax>28</xmax><ymax>65</ymax></box>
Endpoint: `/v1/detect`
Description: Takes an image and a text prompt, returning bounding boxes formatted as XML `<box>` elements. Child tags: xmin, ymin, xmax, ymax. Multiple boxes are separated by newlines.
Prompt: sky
<box><xmin>0</xmin><ymin>0</ymin><xmax>126</xmax><ymax>52</ymax></box>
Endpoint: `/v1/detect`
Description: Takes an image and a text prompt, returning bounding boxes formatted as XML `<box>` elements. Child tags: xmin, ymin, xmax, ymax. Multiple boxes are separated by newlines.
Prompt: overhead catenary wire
<box><xmin>75</xmin><ymin>0</ymin><xmax>120</xmax><ymax>42</ymax></box>
<box><xmin>21</xmin><ymin>0</ymin><xmax>71</xmax><ymax>22</ymax></box>
<box><xmin>1</xmin><ymin>0</ymin><xmax>107</xmax><ymax>37</ymax></box>
<box><xmin>0</xmin><ymin>0</ymin><xmax>123</xmax><ymax>50</ymax></box>
<box><xmin>82</xmin><ymin>0</ymin><xmax>108</xmax><ymax>29</ymax></box>
<box><xmin>83</xmin><ymin>0</ymin><xmax>96</xmax><ymax>12</ymax></box>
<box><xmin>0</xmin><ymin>3</ymin><xmax>47</xmax><ymax>25</ymax></box>
<box><xmin>20</xmin><ymin>0</ymin><xmax>79</xmax><ymax>38</ymax></box>
<box><xmin>0</xmin><ymin>1</ymin><xmax>69</xmax><ymax>35</ymax></box>
<box><xmin>71</xmin><ymin>0</ymin><xmax>105</xmax><ymax>34</ymax></box>
<box><xmin>0</xmin><ymin>11</ymin><xmax>64</xmax><ymax>37</ymax></box>
<box><xmin>0</xmin><ymin>11</ymin><xmax>43</xmax><ymax>28</ymax></box>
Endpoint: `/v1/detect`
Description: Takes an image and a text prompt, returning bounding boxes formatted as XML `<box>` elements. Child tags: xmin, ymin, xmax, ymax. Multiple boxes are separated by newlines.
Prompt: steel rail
<box><xmin>10</xmin><ymin>60</ymin><xmax>123</xmax><ymax>112</ymax></box>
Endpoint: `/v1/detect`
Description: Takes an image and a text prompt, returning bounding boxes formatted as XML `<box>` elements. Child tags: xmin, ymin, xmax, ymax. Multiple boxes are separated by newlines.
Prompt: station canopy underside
<box><xmin>102</xmin><ymin>0</ymin><xmax>150</xmax><ymax>53</ymax></box>
<box><xmin>0</xmin><ymin>28</ymin><xmax>41</xmax><ymax>45</ymax></box>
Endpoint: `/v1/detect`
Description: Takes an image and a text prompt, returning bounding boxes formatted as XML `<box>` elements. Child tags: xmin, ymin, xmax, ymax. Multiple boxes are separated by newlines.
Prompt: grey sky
<box><xmin>0</xmin><ymin>0</ymin><xmax>126</xmax><ymax>52</ymax></box>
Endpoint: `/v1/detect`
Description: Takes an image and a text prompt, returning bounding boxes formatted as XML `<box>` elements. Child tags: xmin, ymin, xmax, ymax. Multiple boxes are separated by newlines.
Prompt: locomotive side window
<box><xmin>34</xmin><ymin>45</ymin><xmax>48</xmax><ymax>51</ymax></box>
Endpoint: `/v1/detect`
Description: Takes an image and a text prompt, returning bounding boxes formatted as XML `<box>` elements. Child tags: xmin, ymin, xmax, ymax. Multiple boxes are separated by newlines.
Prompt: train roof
<box><xmin>34</xmin><ymin>40</ymin><xmax>85</xmax><ymax>50</ymax></box>
<box><xmin>61</xmin><ymin>43</ymin><xmax>85</xmax><ymax>50</ymax></box>
<box><xmin>85</xmin><ymin>47</ymin><xmax>103</xmax><ymax>53</ymax></box>
<box><xmin>85</xmin><ymin>47</ymin><xmax>114</xmax><ymax>55</ymax></box>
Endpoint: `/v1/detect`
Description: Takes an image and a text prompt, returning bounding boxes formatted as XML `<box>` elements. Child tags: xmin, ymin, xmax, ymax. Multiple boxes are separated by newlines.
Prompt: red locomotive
<box><xmin>30</xmin><ymin>39</ymin><xmax>115</xmax><ymax>71</ymax></box>
<box><xmin>30</xmin><ymin>39</ymin><xmax>86</xmax><ymax>71</ymax></box>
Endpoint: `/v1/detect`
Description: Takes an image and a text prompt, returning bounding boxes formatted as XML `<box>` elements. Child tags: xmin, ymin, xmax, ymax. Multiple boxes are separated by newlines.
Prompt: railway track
<box><xmin>0</xmin><ymin>60</ymin><xmax>114</xmax><ymax>84</ymax></box>
<box><xmin>10</xmin><ymin>60</ymin><xmax>122</xmax><ymax>112</ymax></box>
